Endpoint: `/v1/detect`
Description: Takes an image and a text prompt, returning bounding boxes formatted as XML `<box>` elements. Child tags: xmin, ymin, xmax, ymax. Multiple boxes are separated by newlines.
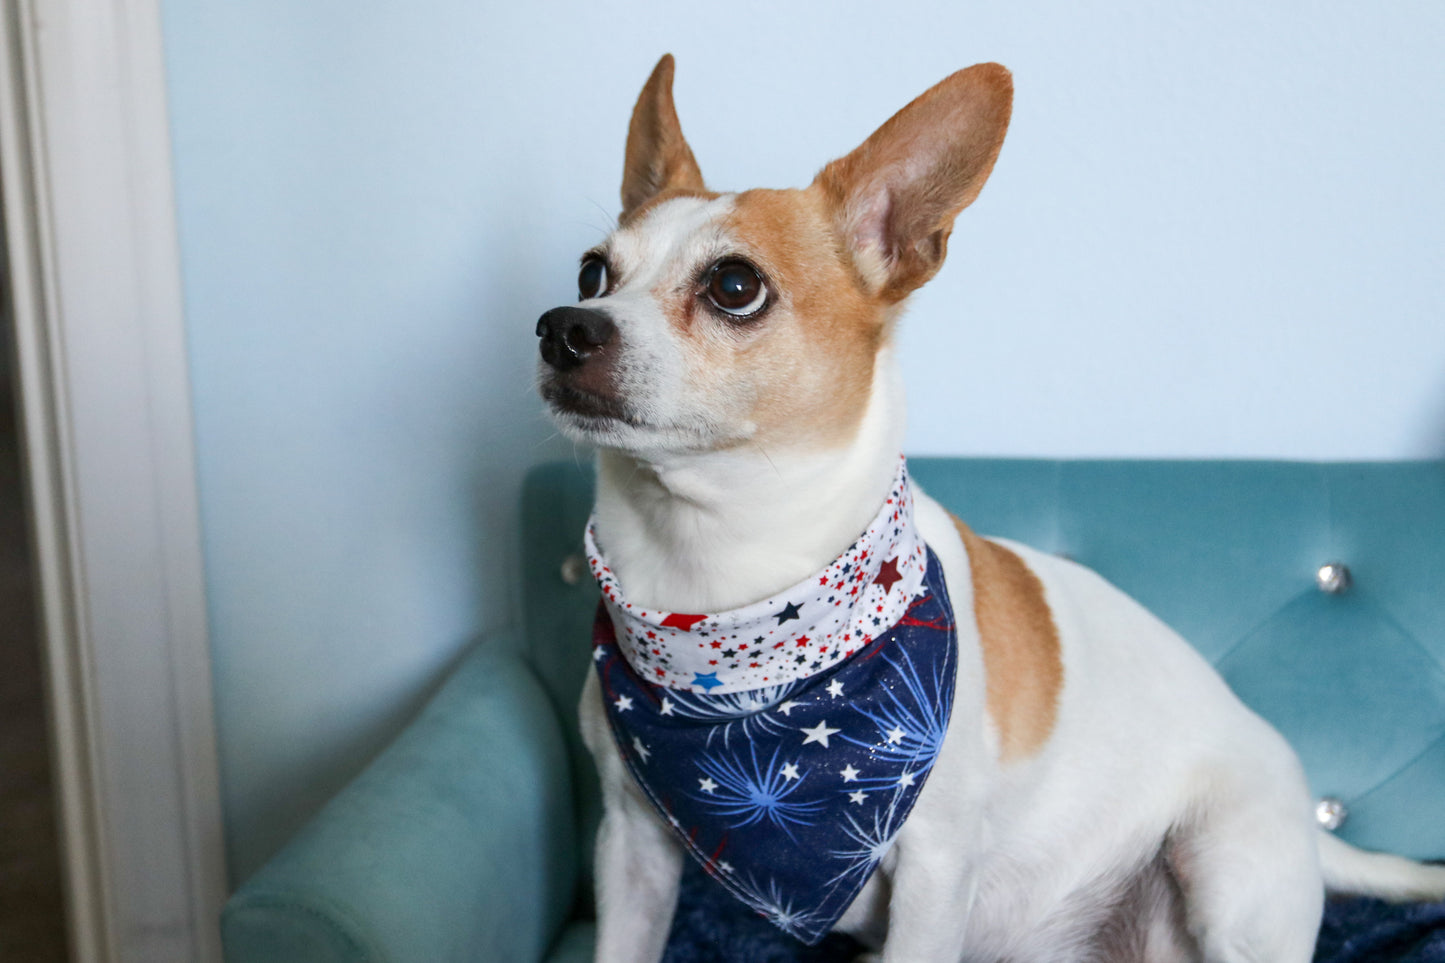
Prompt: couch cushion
<box><xmin>544</xmin><ymin>922</ymin><xmax>595</xmax><ymax>963</ymax></box>
<box><xmin>222</xmin><ymin>644</ymin><xmax>576</xmax><ymax>963</ymax></box>
<box><xmin>521</xmin><ymin>461</ymin><xmax>601</xmax><ymax>889</ymax></box>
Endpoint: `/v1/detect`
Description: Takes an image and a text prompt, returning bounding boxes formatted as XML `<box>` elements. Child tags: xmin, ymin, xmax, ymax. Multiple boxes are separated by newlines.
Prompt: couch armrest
<box><xmin>222</xmin><ymin>638</ymin><xmax>578</xmax><ymax>963</ymax></box>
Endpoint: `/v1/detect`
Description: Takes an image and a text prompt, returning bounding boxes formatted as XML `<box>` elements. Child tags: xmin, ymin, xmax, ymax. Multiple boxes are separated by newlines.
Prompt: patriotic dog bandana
<box><xmin>587</xmin><ymin>460</ymin><xmax>959</xmax><ymax>943</ymax></box>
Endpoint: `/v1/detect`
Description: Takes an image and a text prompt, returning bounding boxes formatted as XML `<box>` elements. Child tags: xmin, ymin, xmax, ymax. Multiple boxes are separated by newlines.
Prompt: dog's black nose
<box><xmin>536</xmin><ymin>306</ymin><xmax>617</xmax><ymax>371</ymax></box>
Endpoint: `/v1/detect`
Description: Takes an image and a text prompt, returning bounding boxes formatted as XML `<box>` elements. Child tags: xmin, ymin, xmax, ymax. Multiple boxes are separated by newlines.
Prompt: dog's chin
<box><xmin>541</xmin><ymin>382</ymin><xmax>737</xmax><ymax>455</ymax></box>
<box><xmin>541</xmin><ymin>380</ymin><xmax>633</xmax><ymax>425</ymax></box>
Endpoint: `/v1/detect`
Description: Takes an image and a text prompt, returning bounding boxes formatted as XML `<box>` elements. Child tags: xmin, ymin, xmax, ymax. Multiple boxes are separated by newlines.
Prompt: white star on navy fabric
<box><xmin>840</xmin><ymin>764</ymin><xmax>860</xmax><ymax>783</ymax></box>
<box><xmin>592</xmin><ymin>646</ymin><xmax>606</xmax><ymax>661</ymax></box>
<box><xmin>614</xmin><ymin>695</ymin><xmax>633</xmax><ymax>712</ymax></box>
<box><xmin>849</xmin><ymin>790</ymin><xmax>867</xmax><ymax>805</ymax></box>
<box><xmin>699</xmin><ymin>777</ymin><xmax>718</xmax><ymax>794</ymax></box>
<box><xmin>886</xmin><ymin>725</ymin><xmax>906</xmax><ymax>745</ymax></box>
<box><xmin>780</xmin><ymin>762</ymin><xmax>801</xmax><ymax>781</ymax></box>
<box><xmin>659</xmin><ymin>697</ymin><xmax>675</xmax><ymax>716</ymax></box>
<box><xmin>777</xmin><ymin>700</ymin><xmax>800</xmax><ymax>716</ymax></box>
<box><xmin>633</xmin><ymin>737</ymin><xmax>651</xmax><ymax>763</ymax></box>
<box><xmin>898</xmin><ymin>770</ymin><xmax>916</xmax><ymax>788</ymax></box>
<box><xmin>800</xmin><ymin>720</ymin><xmax>841</xmax><ymax>749</ymax></box>
<box><xmin>826</xmin><ymin>679</ymin><xmax>845</xmax><ymax>699</ymax></box>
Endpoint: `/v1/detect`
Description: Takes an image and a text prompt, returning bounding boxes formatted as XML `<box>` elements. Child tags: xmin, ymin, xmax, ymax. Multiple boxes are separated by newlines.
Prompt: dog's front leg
<box><xmin>876</xmin><ymin>823</ymin><xmax>977</xmax><ymax>963</ymax></box>
<box><xmin>592</xmin><ymin>783</ymin><xmax>684</xmax><ymax>963</ymax></box>
<box><xmin>580</xmin><ymin>674</ymin><xmax>684</xmax><ymax>963</ymax></box>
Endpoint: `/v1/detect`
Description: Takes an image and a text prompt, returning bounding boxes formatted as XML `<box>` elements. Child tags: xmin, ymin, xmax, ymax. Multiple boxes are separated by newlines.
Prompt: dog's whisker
<box><xmin>581</xmin><ymin>197</ymin><xmax>618</xmax><ymax>235</ymax></box>
<box><xmin>750</xmin><ymin>440</ymin><xmax>784</xmax><ymax>482</ymax></box>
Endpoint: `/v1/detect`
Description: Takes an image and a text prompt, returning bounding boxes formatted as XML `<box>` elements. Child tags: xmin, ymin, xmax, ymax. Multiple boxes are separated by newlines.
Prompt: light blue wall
<box><xmin>160</xmin><ymin>0</ymin><xmax>1445</xmax><ymax>884</ymax></box>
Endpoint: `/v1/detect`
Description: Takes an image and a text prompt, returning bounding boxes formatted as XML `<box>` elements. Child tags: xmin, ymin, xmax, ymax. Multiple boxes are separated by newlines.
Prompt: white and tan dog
<box><xmin>537</xmin><ymin>55</ymin><xmax>1445</xmax><ymax>963</ymax></box>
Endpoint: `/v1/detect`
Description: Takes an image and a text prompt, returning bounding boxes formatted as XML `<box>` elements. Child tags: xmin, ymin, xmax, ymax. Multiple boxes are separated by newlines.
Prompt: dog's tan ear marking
<box><xmin>951</xmin><ymin>514</ymin><xmax>1062</xmax><ymax>763</ymax></box>
<box><xmin>621</xmin><ymin>54</ymin><xmax>706</xmax><ymax>222</ymax></box>
<box><xmin>814</xmin><ymin>63</ymin><xmax>1012</xmax><ymax>301</ymax></box>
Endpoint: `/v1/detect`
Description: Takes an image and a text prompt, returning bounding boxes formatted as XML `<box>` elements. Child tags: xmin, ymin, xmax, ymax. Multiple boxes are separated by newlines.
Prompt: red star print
<box><xmin>661</xmin><ymin>613</ymin><xmax>707</xmax><ymax>631</ymax></box>
<box><xmin>873</xmin><ymin>557</ymin><xmax>903</xmax><ymax>592</ymax></box>
<box><xmin>710</xmin><ymin>641</ymin><xmax>722</xmax><ymax>648</ymax></box>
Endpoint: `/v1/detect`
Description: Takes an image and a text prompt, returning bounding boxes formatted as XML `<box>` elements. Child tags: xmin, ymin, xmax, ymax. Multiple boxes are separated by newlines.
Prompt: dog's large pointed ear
<box><xmin>621</xmin><ymin>54</ymin><xmax>706</xmax><ymax>220</ymax></box>
<box><xmin>814</xmin><ymin>63</ymin><xmax>1012</xmax><ymax>302</ymax></box>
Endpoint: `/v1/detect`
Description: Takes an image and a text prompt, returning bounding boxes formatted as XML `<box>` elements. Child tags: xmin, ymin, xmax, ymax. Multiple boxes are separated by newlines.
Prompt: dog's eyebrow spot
<box><xmin>608</xmin><ymin>193</ymin><xmax>734</xmax><ymax>275</ymax></box>
<box><xmin>620</xmin><ymin>186</ymin><xmax>722</xmax><ymax>228</ymax></box>
<box><xmin>952</xmin><ymin>515</ymin><xmax>1063</xmax><ymax>763</ymax></box>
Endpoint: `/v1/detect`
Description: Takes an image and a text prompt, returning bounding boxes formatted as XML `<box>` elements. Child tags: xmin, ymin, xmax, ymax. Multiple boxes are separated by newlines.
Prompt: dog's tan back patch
<box><xmin>951</xmin><ymin>515</ymin><xmax>1062</xmax><ymax>762</ymax></box>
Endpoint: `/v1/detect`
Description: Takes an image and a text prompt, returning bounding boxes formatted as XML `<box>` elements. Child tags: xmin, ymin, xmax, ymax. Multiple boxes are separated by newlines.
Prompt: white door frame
<box><xmin>0</xmin><ymin>2</ymin><xmax>226</xmax><ymax>962</ymax></box>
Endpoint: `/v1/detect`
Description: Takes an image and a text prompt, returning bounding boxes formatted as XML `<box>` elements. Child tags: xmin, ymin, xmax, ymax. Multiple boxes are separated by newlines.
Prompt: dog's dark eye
<box><xmin>578</xmin><ymin>256</ymin><xmax>608</xmax><ymax>300</ymax></box>
<box><xmin>706</xmin><ymin>259</ymin><xmax>767</xmax><ymax>317</ymax></box>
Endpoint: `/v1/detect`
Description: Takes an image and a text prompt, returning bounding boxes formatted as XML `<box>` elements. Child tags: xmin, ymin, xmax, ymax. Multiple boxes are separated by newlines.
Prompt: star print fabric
<box><xmin>592</xmin><ymin>544</ymin><xmax>958</xmax><ymax>944</ymax></box>
<box><xmin>585</xmin><ymin>458</ymin><xmax>928</xmax><ymax>695</ymax></box>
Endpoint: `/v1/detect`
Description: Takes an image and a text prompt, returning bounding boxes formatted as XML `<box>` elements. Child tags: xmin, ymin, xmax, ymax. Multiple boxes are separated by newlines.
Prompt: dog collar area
<box><xmin>589</xmin><ymin>492</ymin><xmax>960</xmax><ymax>942</ymax></box>
<box><xmin>585</xmin><ymin>457</ymin><xmax>928</xmax><ymax>695</ymax></box>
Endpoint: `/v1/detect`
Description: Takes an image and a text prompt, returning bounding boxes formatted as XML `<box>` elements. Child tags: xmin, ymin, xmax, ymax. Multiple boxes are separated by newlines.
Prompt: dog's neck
<box><xmin>592</xmin><ymin>347</ymin><xmax>905</xmax><ymax>614</ymax></box>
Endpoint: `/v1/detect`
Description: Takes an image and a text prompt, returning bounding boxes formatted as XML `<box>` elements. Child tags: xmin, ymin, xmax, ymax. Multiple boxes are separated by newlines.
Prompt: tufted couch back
<box><xmin>519</xmin><ymin>458</ymin><xmax>1445</xmax><ymax>883</ymax></box>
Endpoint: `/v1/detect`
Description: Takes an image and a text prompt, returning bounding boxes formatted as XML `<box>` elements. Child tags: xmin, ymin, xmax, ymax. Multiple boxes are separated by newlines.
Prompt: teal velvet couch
<box><xmin>221</xmin><ymin>459</ymin><xmax>1445</xmax><ymax>962</ymax></box>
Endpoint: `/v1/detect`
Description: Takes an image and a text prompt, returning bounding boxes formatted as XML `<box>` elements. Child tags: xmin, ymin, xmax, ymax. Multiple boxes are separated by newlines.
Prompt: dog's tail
<box><xmin>1318</xmin><ymin>832</ymin><xmax>1445</xmax><ymax>902</ymax></box>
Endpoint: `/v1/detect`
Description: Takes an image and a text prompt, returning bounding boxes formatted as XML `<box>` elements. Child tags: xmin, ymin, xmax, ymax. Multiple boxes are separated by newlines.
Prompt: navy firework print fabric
<box><xmin>594</xmin><ymin>547</ymin><xmax>958</xmax><ymax>945</ymax></box>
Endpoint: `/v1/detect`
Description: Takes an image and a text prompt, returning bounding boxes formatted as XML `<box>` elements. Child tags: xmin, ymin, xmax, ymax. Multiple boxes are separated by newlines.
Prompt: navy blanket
<box><xmin>662</xmin><ymin>859</ymin><xmax>1445</xmax><ymax>962</ymax></box>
